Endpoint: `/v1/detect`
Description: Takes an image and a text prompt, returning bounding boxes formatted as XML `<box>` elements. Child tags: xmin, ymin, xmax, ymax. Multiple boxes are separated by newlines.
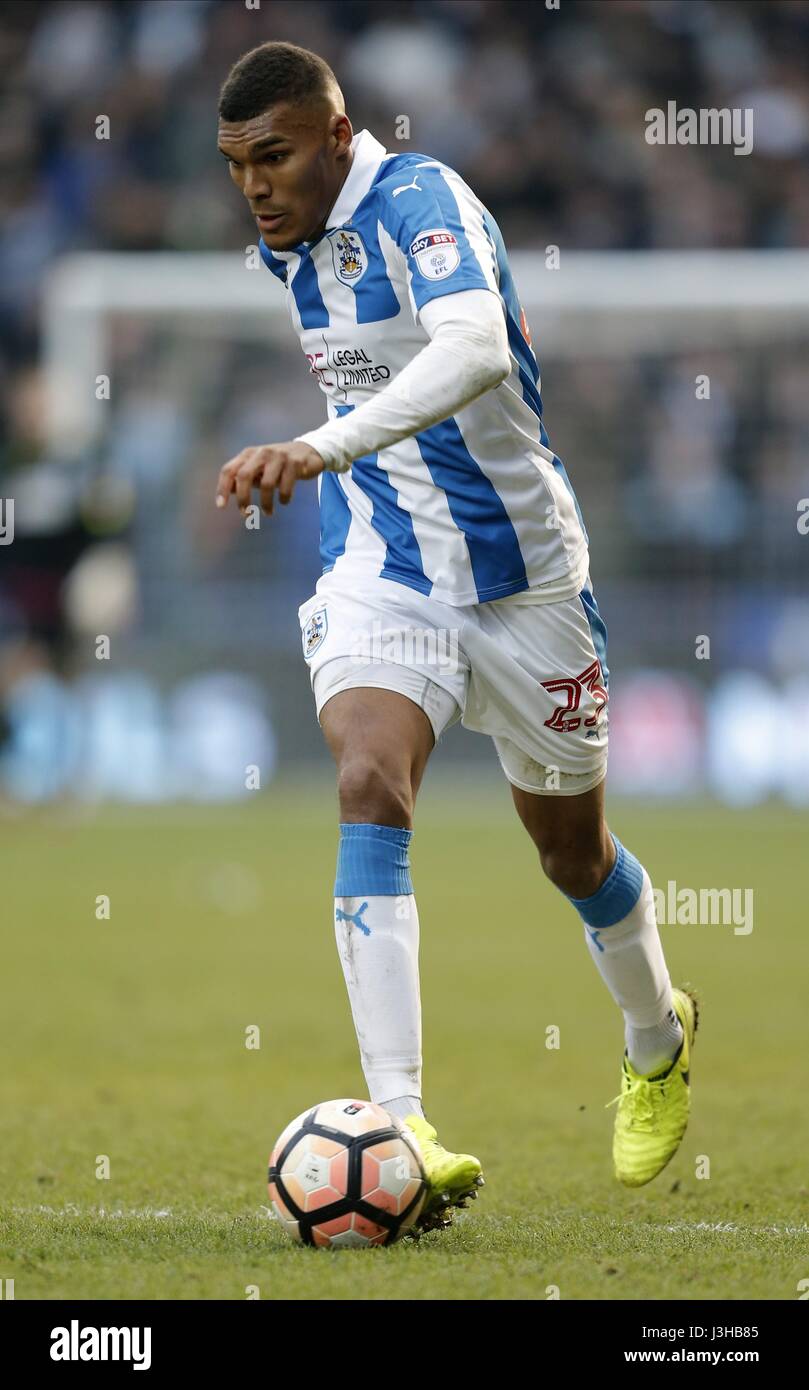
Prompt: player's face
<box><xmin>218</xmin><ymin>102</ymin><xmax>353</xmax><ymax>251</ymax></box>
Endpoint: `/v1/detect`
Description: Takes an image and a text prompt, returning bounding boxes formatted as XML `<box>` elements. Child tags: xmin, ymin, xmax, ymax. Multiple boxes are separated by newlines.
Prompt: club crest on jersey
<box><xmin>302</xmin><ymin>607</ymin><xmax>328</xmax><ymax>659</ymax></box>
<box><xmin>410</xmin><ymin>228</ymin><xmax>460</xmax><ymax>280</ymax></box>
<box><xmin>329</xmin><ymin>228</ymin><xmax>367</xmax><ymax>284</ymax></box>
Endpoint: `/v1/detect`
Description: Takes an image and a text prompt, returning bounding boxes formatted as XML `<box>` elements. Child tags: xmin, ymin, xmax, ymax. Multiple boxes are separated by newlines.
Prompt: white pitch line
<box><xmin>656</xmin><ymin>1220</ymin><xmax>809</xmax><ymax>1236</ymax></box>
<box><xmin>16</xmin><ymin>1205</ymin><xmax>174</xmax><ymax>1219</ymax></box>
<box><xmin>13</xmin><ymin>1207</ymin><xmax>809</xmax><ymax>1237</ymax></box>
<box><xmin>13</xmin><ymin>1204</ymin><xmax>275</xmax><ymax>1222</ymax></box>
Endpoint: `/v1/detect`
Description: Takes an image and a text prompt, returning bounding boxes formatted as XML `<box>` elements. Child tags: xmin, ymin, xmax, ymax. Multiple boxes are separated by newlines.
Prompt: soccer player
<box><xmin>215</xmin><ymin>42</ymin><xmax>698</xmax><ymax>1232</ymax></box>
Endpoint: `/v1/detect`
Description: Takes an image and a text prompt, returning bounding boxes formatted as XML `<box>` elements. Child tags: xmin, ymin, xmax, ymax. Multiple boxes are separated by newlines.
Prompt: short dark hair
<box><xmin>218</xmin><ymin>41</ymin><xmax>341</xmax><ymax>123</ymax></box>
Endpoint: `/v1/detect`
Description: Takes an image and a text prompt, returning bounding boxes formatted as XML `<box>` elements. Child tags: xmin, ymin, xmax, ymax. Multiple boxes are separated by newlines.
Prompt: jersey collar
<box><xmin>324</xmin><ymin>129</ymin><xmax>389</xmax><ymax>230</ymax></box>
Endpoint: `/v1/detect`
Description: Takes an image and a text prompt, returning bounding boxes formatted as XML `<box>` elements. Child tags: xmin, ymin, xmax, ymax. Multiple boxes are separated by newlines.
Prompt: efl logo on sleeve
<box><xmin>409</xmin><ymin>229</ymin><xmax>460</xmax><ymax>280</ymax></box>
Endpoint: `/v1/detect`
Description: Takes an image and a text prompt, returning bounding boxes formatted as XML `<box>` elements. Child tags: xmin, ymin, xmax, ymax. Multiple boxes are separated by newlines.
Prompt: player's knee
<box><xmin>337</xmin><ymin>753</ymin><xmax>413</xmax><ymax>827</ymax></box>
<box><xmin>538</xmin><ymin>837</ymin><xmax>610</xmax><ymax>899</ymax></box>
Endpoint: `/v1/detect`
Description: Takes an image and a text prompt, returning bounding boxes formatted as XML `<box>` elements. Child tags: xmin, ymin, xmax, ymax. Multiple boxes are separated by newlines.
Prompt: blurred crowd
<box><xmin>1</xmin><ymin>0</ymin><xmax>808</xmax><ymax>792</ymax></box>
<box><xmin>2</xmin><ymin>0</ymin><xmax>808</xmax><ymax>359</ymax></box>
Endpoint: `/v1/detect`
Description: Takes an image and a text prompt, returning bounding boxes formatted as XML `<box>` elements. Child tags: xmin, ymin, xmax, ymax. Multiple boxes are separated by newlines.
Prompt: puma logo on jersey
<box><xmin>392</xmin><ymin>175</ymin><xmax>421</xmax><ymax>197</ymax></box>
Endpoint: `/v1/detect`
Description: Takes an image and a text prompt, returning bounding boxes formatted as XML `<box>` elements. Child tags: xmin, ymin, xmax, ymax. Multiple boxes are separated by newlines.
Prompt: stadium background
<box><xmin>2</xmin><ymin>0</ymin><xmax>809</xmax><ymax>1303</ymax></box>
<box><xmin>2</xmin><ymin>0</ymin><xmax>808</xmax><ymax>803</ymax></box>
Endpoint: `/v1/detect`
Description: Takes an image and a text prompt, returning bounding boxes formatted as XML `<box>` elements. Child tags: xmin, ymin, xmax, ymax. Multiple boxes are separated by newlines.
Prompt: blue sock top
<box><xmin>567</xmin><ymin>833</ymin><xmax>644</xmax><ymax>929</ymax></box>
<box><xmin>335</xmin><ymin>823</ymin><xmax>413</xmax><ymax>898</ymax></box>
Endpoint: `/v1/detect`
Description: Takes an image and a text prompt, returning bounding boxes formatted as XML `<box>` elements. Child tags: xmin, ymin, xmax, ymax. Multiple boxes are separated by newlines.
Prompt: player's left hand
<box><xmin>215</xmin><ymin>441</ymin><xmax>326</xmax><ymax>516</ymax></box>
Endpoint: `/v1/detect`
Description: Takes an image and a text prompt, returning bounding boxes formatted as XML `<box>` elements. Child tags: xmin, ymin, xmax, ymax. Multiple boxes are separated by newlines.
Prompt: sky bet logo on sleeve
<box><xmin>410</xmin><ymin>229</ymin><xmax>460</xmax><ymax>280</ymax></box>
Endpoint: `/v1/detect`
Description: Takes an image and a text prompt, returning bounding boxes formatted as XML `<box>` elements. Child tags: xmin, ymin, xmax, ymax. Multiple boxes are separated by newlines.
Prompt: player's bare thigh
<box><xmin>320</xmin><ymin>687</ymin><xmax>435</xmax><ymax>829</ymax></box>
<box><xmin>510</xmin><ymin>779</ymin><xmax>615</xmax><ymax>898</ymax></box>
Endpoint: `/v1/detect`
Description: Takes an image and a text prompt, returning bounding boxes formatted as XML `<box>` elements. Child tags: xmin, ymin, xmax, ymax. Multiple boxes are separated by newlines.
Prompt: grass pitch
<box><xmin>1</xmin><ymin>778</ymin><xmax>806</xmax><ymax>1300</ymax></box>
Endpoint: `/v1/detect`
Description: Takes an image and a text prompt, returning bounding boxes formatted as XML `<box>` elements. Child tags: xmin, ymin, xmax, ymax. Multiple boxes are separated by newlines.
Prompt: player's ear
<box><xmin>332</xmin><ymin>112</ymin><xmax>353</xmax><ymax>156</ymax></box>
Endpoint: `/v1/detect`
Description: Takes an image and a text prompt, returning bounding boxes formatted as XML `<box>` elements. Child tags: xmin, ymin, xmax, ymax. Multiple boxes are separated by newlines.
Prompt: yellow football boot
<box><xmin>400</xmin><ymin>1114</ymin><xmax>484</xmax><ymax>1235</ymax></box>
<box><xmin>608</xmin><ymin>986</ymin><xmax>700</xmax><ymax>1188</ymax></box>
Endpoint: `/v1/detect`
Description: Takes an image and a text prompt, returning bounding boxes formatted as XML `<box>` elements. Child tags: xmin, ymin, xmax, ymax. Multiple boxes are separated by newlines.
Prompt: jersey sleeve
<box><xmin>375</xmin><ymin>162</ymin><xmax>499</xmax><ymax>319</ymax></box>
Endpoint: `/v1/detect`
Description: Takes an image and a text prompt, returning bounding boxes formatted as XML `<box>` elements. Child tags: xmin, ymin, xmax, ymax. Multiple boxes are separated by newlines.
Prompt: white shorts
<box><xmin>297</xmin><ymin>572</ymin><xmax>609</xmax><ymax>796</ymax></box>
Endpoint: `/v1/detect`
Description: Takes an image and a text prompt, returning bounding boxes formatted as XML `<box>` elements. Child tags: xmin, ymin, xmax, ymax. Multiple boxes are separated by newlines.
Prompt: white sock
<box><xmin>625</xmin><ymin>1008</ymin><xmax>684</xmax><ymax>1076</ymax></box>
<box><xmin>334</xmin><ymin>893</ymin><xmax>423</xmax><ymax>1106</ymax></box>
<box><xmin>582</xmin><ymin>868</ymin><xmax>682</xmax><ymax>1072</ymax></box>
<box><xmin>382</xmin><ymin>1095</ymin><xmax>425</xmax><ymax>1122</ymax></box>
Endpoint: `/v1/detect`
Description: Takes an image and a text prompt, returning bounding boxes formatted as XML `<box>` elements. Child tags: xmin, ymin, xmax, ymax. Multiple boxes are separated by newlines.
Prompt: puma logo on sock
<box><xmin>336</xmin><ymin>902</ymin><xmax>371</xmax><ymax>936</ymax></box>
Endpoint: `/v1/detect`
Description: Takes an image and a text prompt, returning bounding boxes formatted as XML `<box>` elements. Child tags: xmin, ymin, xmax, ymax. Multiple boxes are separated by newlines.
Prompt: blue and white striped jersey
<box><xmin>260</xmin><ymin>129</ymin><xmax>589</xmax><ymax>606</ymax></box>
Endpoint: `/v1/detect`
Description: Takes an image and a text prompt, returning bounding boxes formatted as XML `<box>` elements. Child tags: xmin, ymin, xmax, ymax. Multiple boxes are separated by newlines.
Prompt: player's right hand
<box><xmin>215</xmin><ymin>440</ymin><xmax>326</xmax><ymax>516</ymax></box>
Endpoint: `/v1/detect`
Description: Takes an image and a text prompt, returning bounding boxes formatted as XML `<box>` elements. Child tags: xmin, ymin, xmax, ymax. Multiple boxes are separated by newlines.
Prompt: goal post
<box><xmin>42</xmin><ymin>249</ymin><xmax>809</xmax><ymax>453</ymax></box>
<box><xmin>35</xmin><ymin>247</ymin><xmax>809</xmax><ymax>801</ymax></box>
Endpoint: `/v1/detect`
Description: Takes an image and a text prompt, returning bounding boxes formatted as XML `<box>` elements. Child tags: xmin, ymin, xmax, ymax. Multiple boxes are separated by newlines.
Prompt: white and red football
<box><xmin>268</xmin><ymin>1098</ymin><xmax>427</xmax><ymax>1248</ymax></box>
